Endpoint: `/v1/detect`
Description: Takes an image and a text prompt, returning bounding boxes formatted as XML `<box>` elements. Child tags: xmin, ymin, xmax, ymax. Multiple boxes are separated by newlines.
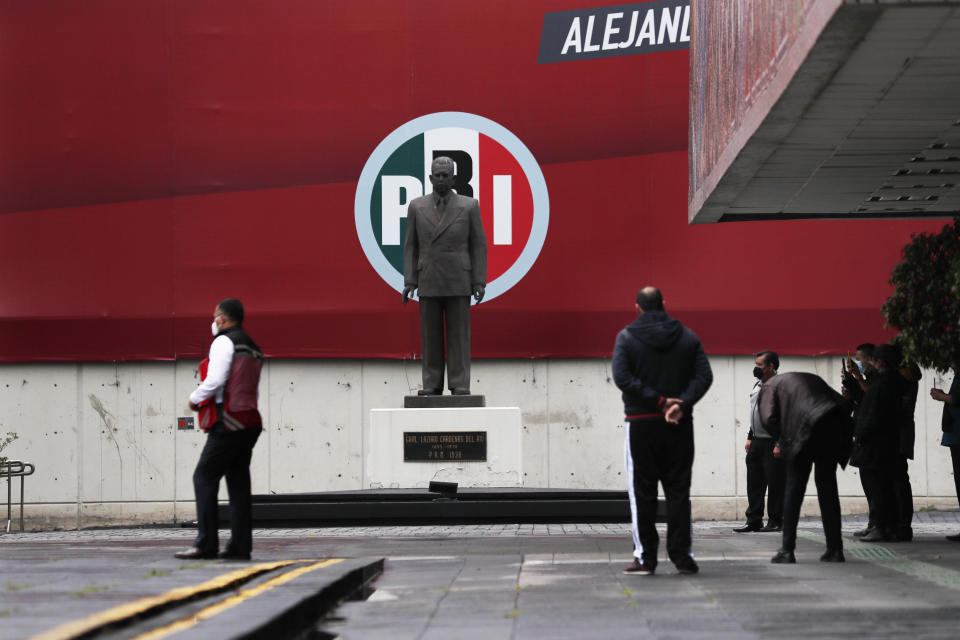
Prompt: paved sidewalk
<box><xmin>3</xmin><ymin>512</ymin><xmax>960</xmax><ymax>639</ymax></box>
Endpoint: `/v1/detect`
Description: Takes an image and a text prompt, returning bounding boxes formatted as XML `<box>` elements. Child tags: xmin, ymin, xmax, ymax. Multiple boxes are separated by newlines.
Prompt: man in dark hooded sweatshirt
<box><xmin>612</xmin><ymin>287</ymin><xmax>713</xmax><ymax>576</ymax></box>
<box><xmin>758</xmin><ymin>372</ymin><xmax>854</xmax><ymax>563</ymax></box>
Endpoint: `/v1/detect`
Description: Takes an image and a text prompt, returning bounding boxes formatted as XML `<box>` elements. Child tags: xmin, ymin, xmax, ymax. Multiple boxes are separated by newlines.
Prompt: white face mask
<box><xmin>211</xmin><ymin>320</ymin><xmax>220</xmax><ymax>337</ymax></box>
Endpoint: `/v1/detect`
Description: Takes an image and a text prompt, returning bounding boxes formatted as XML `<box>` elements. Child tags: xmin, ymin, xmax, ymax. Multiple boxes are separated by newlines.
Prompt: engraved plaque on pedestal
<box><xmin>403</xmin><ymin>431</ymin><xmax>487</xmax><ymax>462</ymax></box>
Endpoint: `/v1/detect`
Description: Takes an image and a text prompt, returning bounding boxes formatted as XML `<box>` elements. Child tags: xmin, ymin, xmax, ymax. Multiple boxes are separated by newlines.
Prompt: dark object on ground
<box><xmin>820</xmin><ymin>549</ymin><xmax>845</xmax><ymax>562</ymax></box>
<box><xmin>771</xmin><ymin>549</ymin><xmax>797</xmax><ymax>564</ymax></box>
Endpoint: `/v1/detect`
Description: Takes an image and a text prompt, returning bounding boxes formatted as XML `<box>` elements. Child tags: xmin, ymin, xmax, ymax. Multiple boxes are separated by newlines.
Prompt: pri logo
<box><xmin>355</xmin><ymin>112</ymin><xmax>549</xmax><ymax>303</ymax></box>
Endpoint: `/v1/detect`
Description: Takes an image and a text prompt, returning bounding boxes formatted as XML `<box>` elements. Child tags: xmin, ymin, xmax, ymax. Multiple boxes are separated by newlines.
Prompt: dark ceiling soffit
<box><xmin>717</xmin><ymin>211</ymin><xmax>957</xmax><ymax>223</ymax></box>
<box><xmin>693</xmin><ymin>5</ymin><xmax>883</xmax><ymax>224</ymax></box>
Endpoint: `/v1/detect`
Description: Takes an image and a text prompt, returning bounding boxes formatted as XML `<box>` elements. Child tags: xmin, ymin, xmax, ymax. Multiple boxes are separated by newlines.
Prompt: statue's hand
<box><xmin>402</xmin><ymin>285</ymin><xmax>417</xmax><ymax>305</ymax></box>
<box><xmin>472</xmin><ymin>285</ymin><xmax>485</xmax><ymax>304</ymax></box>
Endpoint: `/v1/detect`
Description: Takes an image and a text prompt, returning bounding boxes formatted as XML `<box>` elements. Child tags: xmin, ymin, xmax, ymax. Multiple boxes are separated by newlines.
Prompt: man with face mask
<box><xmin>841</xmin><ymin>342</ymin><xmax>880</xmax><ymax>537</ymax></box>
<box><xmin>734</xmin><ymin>351</ymin><xmax>785</xmax><ymax>533</ymax></box>
<box><xmin>848</xmin><ymin>344</ymin><xmax>902</xmax><ymax>542</ymax></box>
<box><xmin>174</xmin><ymin>298</ymin><xmax>264</xmax><ymax>561</ymax></box>
<box><xmin>402</xmin><ymin>156</ymin><xmax>487</xmax><ymax>396</ymax></box>
<box><xmin>841</xmin><ymin>343</ymin><xmax>875</xmax><ymax>406</ymax></box>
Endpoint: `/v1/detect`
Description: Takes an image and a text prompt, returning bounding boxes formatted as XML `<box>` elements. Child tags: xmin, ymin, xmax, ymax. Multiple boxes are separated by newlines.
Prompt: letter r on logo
<box><xmin>433</xmin><ymin>150</ymin><xmax>474</xmax><ymax>197</ymax></box>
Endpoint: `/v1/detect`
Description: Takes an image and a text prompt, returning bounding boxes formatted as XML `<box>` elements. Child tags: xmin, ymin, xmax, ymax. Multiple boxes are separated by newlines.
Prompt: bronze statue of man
<box><xmin>402</xmin><ymin>156</ymin><xmax>487</xmax><ymax>395</ymax></box>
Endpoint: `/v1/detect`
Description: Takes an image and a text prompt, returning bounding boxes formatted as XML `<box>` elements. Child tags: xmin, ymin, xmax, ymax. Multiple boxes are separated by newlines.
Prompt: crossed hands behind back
<box><xmin>662</xmin><ymin>398</ymin><xmax>684</xmax><ymax>424</ymax></box>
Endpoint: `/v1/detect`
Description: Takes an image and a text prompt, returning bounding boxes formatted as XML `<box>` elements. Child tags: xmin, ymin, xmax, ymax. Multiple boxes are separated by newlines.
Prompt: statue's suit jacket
<box><xmin>403</xmin><ymin>192</ymin><xmax>487</xmax><ymax>297</ymax></box>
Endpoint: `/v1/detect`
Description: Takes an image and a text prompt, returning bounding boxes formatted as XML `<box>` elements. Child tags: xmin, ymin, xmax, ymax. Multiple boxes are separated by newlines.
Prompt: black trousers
<box><xmin>859</xmin><ymin>471</ymin><xmax>877</xmax><ymax>529</ymax></box>
<box><xmin>781</xmin><ymin>416</ymin><xmax>843</xmax><ymax>553</ymax></box>
<box><xmin>625</xmin><ymin>419</ymin><xmax>694</xmax><ymax>568</ymax></box>
<box><xmin>891</xmin><ymin>455</ymin><xmax>913</xmax><ymax>531</ymax></box>
<box><xmin>419</xmin><ymin>295</ymin><xmax>471</xmax><ymax>393</ymax></box>
<box><xmin>745</xmin><ymin>437</ymin><xmax>785</xmax><ymax>525</ymax></box>
<box><xmin>193</xmin><ymin>427</ymin><xmax>261</xmax><ymax>555</ymax></box>
<box><xmin>859</xmin><ymin>467</ymin><xmax>895</xmax><ymax>531</ymax></box>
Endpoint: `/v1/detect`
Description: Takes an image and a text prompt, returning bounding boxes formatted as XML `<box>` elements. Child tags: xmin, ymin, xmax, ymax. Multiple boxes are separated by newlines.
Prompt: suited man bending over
<box><xmin>758</xmin><ymin>372</ymin><xmax>854</xmax><ymax>564</ymax></box>
<box><xmin>402</xmin><ymin>156</ymin><xmax>487</xmax><ymax>395</ymax></box>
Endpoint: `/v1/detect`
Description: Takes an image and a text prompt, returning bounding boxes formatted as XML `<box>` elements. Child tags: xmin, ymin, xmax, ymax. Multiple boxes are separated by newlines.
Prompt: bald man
<box><xmin>613</xmin><ymin>286</ymin><xmax>713</xmax><ymax>576</ymax></box>
<box><xmin>402</xmin><ymin>157</ymin><xmax>487</xmax><ymax>395</ymax></box>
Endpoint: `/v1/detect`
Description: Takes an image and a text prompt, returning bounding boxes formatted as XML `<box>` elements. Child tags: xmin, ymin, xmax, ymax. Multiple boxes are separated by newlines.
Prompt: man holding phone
<box><xmin>841</xmin><ymin>343</ymin><xmax>880</xmax><ymax>537</ymax></box>
<box><xmin>932</xmin><ymin>372</ymin><xmax>960</xmax><ymax>541</ymax></box>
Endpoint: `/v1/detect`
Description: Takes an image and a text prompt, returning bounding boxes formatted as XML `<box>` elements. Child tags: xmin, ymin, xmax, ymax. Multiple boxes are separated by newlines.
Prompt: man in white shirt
<box><xmin>175</xmin><ymin>298</ymin><xmax>264</xmax><ymax>561</ymax></box>
<box><xmin>734</xmin><ymin>351</ymin><xmax>784</xmax><ymax>533</ymax></box>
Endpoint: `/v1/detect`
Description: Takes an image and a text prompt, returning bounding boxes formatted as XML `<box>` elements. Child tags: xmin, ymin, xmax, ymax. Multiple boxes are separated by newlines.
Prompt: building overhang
<box><xmin>689</xmin><ymin>1</ymin><xmax>960</xmax><ymax>223</ymax></box>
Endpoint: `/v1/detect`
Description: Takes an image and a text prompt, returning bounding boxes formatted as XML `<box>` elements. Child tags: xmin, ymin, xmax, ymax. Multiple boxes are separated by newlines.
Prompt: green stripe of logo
<box><xmin>371</xmin><ymin>134</ymin><xmax>424</xmax><ymax>273</ymax></box>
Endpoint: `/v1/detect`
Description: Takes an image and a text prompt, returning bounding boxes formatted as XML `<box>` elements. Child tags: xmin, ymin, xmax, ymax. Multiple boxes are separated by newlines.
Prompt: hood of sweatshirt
<box><xmin>626</xmin><ymin>311</ymin><xmax>684</xmax><ymax>350</ymax></box>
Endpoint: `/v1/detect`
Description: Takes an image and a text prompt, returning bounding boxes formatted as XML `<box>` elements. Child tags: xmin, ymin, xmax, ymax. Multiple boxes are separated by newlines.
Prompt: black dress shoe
<box><xmin>417</xmin><ymin>389</ymin><xmax>441</xmax><ymax>396</ymax></box>
<box><xmin>893</xmin><ymin>527</ymin><xmax>913</xmax><ymax>542</ymax></box>
<box><xmin>853</xmin><ymin>526</ymin><xmax>874</xmax><ymax>538</ymax></box>
<box><xmin>861</xmin><ymin>527</ymin><xmax>893</xmax><ymax>542</ymax></box>
<box><xmin>946</xmin><ymin>533</ymin><xmax>960</xmax><ymax>542</ymax></box>
<box><xmin>452</xmin><ymin>388</ymin><xmax>471</xmax><ymax>395</ymax></box>
<box><xmin>820</xmin><ymin>549</ymin><xmax>845</xmax><ymax>563</ymax></box>
<box><xmin>733</xmin><ymin>522</ymin><xmax>763</xmax><ymax>533</ymax></box>
<box><xmin>218</xmin><ymin>550</ymin><xmax>251</xmax><ymax>561</ymax></box>
<box><xmin>760</xmin><ymin>522</ymin><xmax>783</xmax><ymax>532</ymax></box>
<box><xmin>174</xmin><ymin>547</ymin><xmax>217</xmax><ymax>560</ymax></box>
<box><xmin>675</xmin><ymin>558</ymin><xmax>699</xmax><ymax>575</ymax></box>
<box><xmin>771</xmin><ymin>549</ymin><xmax>796</xmax><ymax>564</ymax></box>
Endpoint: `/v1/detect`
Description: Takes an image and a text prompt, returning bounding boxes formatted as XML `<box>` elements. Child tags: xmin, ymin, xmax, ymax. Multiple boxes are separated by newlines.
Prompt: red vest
<box><xmin>221</xmin><ymin>341</ymin><xmax>263</xmax><ymax>431</ymax></box>
<box><xmin>197</xmin><ymin>330</ymin><xmax>264</xmax><ymax>432</ymax></box>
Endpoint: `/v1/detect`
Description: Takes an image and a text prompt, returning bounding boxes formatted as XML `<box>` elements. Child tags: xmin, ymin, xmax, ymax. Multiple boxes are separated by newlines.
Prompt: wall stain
<box><xmin>548</xmin><ymin>411</ymin><xmax>586</xmax><ymax>425</ymax></box>
<box><xmin>88</xmin><ymin>393</ymin><xmax>123</xmax><ymax>492</ymax></box>
<box><xmin>122</xmin><ymin>430</ymin><xmax>162</xmax><ymax>477</ymax></box>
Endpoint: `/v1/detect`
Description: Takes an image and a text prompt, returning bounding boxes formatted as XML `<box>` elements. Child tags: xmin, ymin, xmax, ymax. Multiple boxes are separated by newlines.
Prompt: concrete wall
<box><xmin>0</xmin><ymin>357</ymin><xmax>956</xmax><ymax>530</ymax></box>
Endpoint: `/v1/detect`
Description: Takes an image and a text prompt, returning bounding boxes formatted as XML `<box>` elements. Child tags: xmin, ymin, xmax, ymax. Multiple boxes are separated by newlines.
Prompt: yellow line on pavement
<box><xmin>130</xmin><ymin>558</ymin><xmax>344</xmax><ymax>640</ymax></box>
<box><xmin>30</xmin><ymin>560</ymin><xmax>299</xmax><ymax>640</ymax></box>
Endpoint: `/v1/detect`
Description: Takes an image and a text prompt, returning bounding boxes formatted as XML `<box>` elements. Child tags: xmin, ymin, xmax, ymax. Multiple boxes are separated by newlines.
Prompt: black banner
<box><xmin>538</xmin><ymin>0</ymin><xmax>689</xmax><ymax>64</ymax></box>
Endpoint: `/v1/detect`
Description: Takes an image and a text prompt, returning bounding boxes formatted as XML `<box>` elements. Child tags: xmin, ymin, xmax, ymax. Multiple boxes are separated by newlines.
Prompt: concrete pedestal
<box><xmin>366</xmin><ymin>407</ymin><xmax>522</xmax><ymax>489</ymax></box>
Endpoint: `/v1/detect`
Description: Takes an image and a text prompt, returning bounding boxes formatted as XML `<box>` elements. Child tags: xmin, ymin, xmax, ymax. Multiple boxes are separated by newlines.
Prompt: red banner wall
<box><xmin>0</xmin><ymin>1</ymin><xmax>945</xmax><ymax>361</ymax></box>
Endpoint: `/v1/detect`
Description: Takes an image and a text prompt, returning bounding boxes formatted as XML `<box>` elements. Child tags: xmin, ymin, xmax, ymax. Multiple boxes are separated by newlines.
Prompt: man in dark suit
<box><xmin>758</xmin><ymin>372</ymin><xmax>853</xmax><ymax>564</ymax></box>
<box><xmin>402</xmin><ymin>157</ymin><xmax>487</xmax><ymax>395</ymax></box>
<box><xmin>849</xmin><ymin>344</ymin><xmax>902</xmax><ymax>542</ymax></box>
